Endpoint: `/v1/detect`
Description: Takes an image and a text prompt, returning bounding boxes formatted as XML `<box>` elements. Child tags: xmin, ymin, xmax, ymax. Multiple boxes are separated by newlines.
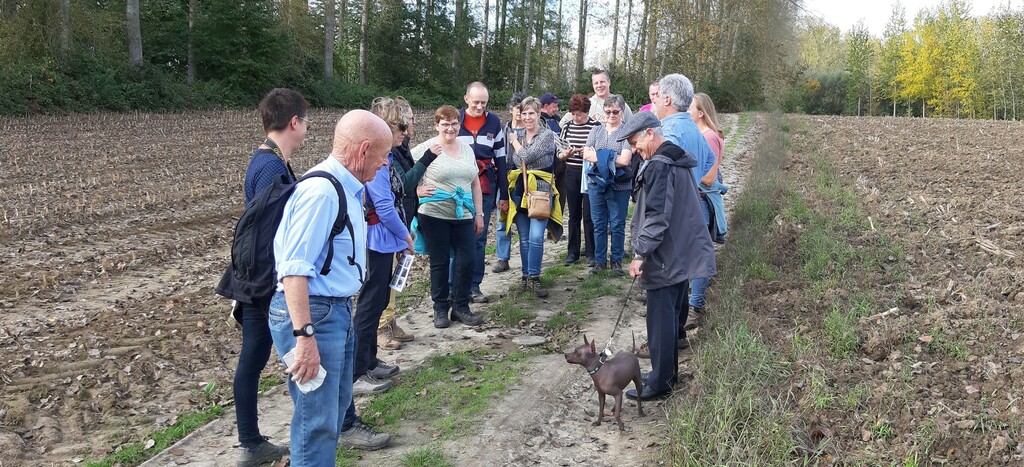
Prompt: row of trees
<box><xmin>789</xmin><ymin>0</ymin><xmax>1024</xmax><ymax>119</ymax></box>
<box><xmin>0</xmin><ymin>0</ymin><xmax>799</xmax><ymax>115</ymax></box>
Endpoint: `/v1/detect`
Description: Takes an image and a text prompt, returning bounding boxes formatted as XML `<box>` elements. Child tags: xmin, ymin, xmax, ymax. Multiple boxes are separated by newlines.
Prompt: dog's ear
<box><xmin>590</xmin><ymin>339</ymin><xmax>596</xmax><ymax>352</ymax></box>
<box><xmin>583</xmin><ymin>334</ymin><xmax>589</xmax><ymax>345</ymax></box>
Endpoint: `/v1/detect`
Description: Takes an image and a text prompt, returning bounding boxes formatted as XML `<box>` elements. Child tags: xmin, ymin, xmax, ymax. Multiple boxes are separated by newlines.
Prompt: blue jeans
<box><xmin>588</xmin><ymin>188</ymin><xmax>630</xmax><ymax>265</ymax></box>
<box><xmin>268</xmin><ymin>292</ymin><xmax>355</xmax><ymax>466</ymax></box>
<box><xmin>689</xmin><ymin>276</ymin><xmax>710</xmax><ymax>309</ymax></box>
<box><xmin>234</xmin><ymin>299</ymin><xmax>273</xmax><ymax>448</ymax></box>
<box><xmin>513</xmin><ymin>211</ymin><xmax>548</xmax><ymax>276</ymax></box>
<box><xmin>495</xmin><ymin>216</ymin><xmax>512</xmax><ymax>261</ymax></box>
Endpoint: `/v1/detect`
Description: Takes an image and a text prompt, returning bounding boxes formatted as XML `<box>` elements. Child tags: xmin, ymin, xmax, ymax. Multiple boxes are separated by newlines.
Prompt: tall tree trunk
<box><xmin>643</xmin><ymin>1</ymin><xmax>658</xmax><ymax>82</ymax></box>
<box><xmin>611</xmin><ymin>0</ymin><xmax>620</xmax><ymax>68</ymax></box>
<box><xmin>480</xmin><ymin>0</ymin><xmax>489</xmax><ymax>78</ymax></box>
<box><xmin>59</xmin><ymin>0</ymin><xmax>70</xmax><ymax>55</ymax></box>
<box><xmin>556</xmin><ymin>0</ymin><xmax>563</xmax><ymax>84</ymax></box>
<box><xmin>358</xmin><ymin>0</ymin><xmax>369</xmax><ymax>84</ymax></box>
<box><xmin>536</xmin><ymin>0</ymin><xmax>544</xmax><ymax>59</ymax></box>
<box><xmin>452</xmin><ymin>0</ymin><xmax>462</xmax><ymax>85</ymax></box>
<box><xmin>499</xmin><ymin>0</ymin><xmax>507</xmax><ymax>44</ymax></box>
<box><xmin>575</xmin><ymin>0</ymin><xmax>587</xmax><ymax>81</ymax></box>
<box><xmin>127</xmin><ymin>0</ymin><xmax>143</xmax><ymax>72</ymax></box>
<box><xmin>1</xmin><ymin>0</ymin><xmax>15</xmax><ymax>18</ymax></box>
<box><xmin>187</xmin><ymin>0</ymin><xmax>196</xmax><ymax>84</ymax></box>
<box><xmin>324</xmin><ymin>0</ymin><xmax>336</xmax><ymax>79</ymax></box>
<box><xmin>623</xmin><ymin>0</ymin><xmax>632</xmax><ymax>69</ymax></box>
<box><xmin>522</xmin><ymin>0</ymin><xmax>535</xmax><ymax>93</ymax></box>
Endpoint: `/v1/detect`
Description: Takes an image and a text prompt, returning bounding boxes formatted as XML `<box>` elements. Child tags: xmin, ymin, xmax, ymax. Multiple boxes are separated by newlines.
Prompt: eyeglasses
<box><xmin>604</xmin><ymin>110</ymin><xmax>621</xmax><ymax>116</ymax></box>
<box><xmin>438</xmin><ymin>122</ymin><xmax>459</xmax><ymax>130</ymax></box>
<box><xmin>298</xmin><ymin>115</ymin><xmax>309</xmax><ymax>123</ymax></box>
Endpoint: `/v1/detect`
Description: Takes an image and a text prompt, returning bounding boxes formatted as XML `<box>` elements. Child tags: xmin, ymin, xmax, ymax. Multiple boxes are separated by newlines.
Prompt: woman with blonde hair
<box><xmin>688</xmin><ymin>92</ymin><xmax>724</xmax><ymax>185</ymax></box>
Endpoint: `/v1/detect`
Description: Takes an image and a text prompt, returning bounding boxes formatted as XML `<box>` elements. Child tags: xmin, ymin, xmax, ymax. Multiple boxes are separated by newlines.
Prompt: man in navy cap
<box><xmin>539</xmin><ymin>92</ymin><xmax>563</xmax><ymax>134</ymax></box>
<box><xmin>617</xmin><ymin>111</ymin><xmax>716</xmax><ymax>401</ymax></box>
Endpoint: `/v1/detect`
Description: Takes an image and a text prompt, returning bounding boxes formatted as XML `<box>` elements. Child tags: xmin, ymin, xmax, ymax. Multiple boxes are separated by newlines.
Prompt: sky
<box><xmin>802</xmin><ymin>0</ymin><xmax>1017</xmax><ymax>36</ymax></box>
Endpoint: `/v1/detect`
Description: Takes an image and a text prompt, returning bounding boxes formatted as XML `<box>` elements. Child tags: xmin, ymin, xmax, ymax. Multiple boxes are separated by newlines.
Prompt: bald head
<box><xmin>331</xmin><ymin>109</ymin><xmax>392</xmax><ymax>183</ymax></box>
<box><xmin>464</xmin><ymin>82</ymin><xmax>489</xmax><ymax>117</ymax></box>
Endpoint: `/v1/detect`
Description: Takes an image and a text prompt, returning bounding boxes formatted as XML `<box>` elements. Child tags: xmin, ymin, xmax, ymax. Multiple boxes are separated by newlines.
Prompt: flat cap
<box><xmin>540</xmin><ymin>92</ymin><xmax>563</xmax><ymax>105</ymax></box>
<box><xmin>616</xmin><ymin>111</ymin><xmax>661</xmax><ymax>142</ymax></box>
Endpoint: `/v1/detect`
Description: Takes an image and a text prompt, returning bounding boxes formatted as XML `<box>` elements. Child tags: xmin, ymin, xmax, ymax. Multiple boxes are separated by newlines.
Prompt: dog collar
<box><xmin>588</xmin><ymin>365</ymin><xmax>601</xmax><ymax>376</ymax></box>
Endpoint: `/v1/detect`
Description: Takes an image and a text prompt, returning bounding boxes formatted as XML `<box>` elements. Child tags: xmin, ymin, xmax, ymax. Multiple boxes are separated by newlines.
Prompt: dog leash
<box><xmin>602</xmin><ymin>276</ymin><xmax>637</xmax><ymax>357</ymax></box>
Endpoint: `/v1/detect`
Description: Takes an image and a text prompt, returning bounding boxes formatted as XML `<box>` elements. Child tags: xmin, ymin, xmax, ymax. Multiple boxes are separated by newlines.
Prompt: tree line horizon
<box><xmin>1</xmin><ymin>0</ymin><xmax>1020</xmax><ymax>120</ymax></box>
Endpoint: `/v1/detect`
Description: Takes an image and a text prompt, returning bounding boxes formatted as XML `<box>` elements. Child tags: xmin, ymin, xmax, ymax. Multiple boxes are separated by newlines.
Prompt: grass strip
<box><xmin>662</xmin><ymin>112</ymin><xmax>800</xmax><ymax>464</ymax></box>
<box><xmin>361</xmin><ymin>349</ymin><xmax>533</xmax><ymax>440</ymax></box>
<box><xmin>85</xmin><ymin>406</ymin><xmax>225</xmax><ymax>467</ymax></box>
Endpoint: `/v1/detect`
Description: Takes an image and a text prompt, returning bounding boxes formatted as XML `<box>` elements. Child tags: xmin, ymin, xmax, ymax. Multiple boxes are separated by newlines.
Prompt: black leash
<box><xmin>602</xmin><ymin>275</ymin><xmax>637</xmax><ymax>357</ymax></box>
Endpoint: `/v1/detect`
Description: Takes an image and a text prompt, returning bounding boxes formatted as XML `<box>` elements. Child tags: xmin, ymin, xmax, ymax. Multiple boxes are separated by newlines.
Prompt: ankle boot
<box><xmin>450</xmin><ymin>307</ymin><xmax>483</xmax><ymax>326</ymax></box>
<box><xmin>528</xmin><ymin>276</ymin><xmax>549</xmax><ymax>298</ymax></box>
<box><xmin>519</xmin><ymin>275</ymin><xmax>530</xmax><ymax>292</ymax></box>
<box><xmin>433</xmin><ymin>309</ymin><xmax>451</xmax><ymax>328</ymax></box>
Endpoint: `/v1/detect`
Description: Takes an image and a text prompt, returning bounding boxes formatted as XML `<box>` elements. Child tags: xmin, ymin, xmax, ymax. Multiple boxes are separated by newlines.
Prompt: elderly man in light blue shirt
<box><xmin>267</xmin><ymin>109</ymin><xmax>392</xmax><ymax>466</ymax></box>
<box><xmin>654</xmin><ymin>73</ymin><xmax>718</xmax><ymax>342</ymax></box>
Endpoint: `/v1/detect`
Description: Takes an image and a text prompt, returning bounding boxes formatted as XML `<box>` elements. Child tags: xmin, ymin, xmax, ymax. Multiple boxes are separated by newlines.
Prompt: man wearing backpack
<box><xmin>233</xmin><ymin>88</ymin><xmax>307</xmax><ymax>467</ymax></box>
<box><xmin>268</xmin><ymin>110</ymin><xmax>392</xmax><ymax>465</ymax></box>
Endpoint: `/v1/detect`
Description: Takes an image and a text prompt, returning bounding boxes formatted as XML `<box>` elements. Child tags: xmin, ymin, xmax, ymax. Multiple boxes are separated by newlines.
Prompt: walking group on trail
<box><xmin>217</xmin><ymin>69</ymin><xmax>729</xmax><ymax>466</ymax></box>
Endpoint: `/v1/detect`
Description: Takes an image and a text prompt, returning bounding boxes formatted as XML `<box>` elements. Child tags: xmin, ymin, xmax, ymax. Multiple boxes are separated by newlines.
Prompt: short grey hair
<box><xmin>650</xmin><ymin>127</ymin><xmax>664</xmax><ymax>137</ymax></box>
<box><xmin>603</xmin><ymin>94</ymin><xmax>626</xmax><ymax>111</ymax></box>
<box><xmin>658</xmin><ymin>74</ymin><xmax>694</xmax><ymax>112</ymax></box>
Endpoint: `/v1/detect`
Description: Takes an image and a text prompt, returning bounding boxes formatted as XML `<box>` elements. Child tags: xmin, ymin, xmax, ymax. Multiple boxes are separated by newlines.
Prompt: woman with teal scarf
<box><xmin>411</xmin><ymin>105</ymin><xmax>485</xmax><ymax>329</ymax></box>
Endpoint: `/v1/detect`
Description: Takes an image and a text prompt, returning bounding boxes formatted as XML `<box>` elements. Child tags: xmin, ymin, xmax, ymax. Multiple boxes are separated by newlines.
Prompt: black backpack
<box><xmin>215</xmin><ymin>170</ymin><xmax>358</xmax><ymax>304</ymax></box>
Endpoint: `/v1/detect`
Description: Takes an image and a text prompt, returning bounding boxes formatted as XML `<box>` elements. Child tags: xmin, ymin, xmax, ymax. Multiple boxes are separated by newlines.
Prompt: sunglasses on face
<box><xmin>605</xmin><ymin>110</ymin><xmax>621</xmax><ymax>116</ymax></box>
<box><xmin>397</xmin><ymin>122</ymin><xmax>409</xmax><ymax>132</ymax></box>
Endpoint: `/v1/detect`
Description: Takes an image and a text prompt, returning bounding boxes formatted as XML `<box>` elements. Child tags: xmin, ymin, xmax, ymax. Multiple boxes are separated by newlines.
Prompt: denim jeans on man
<box><xmin>235</xmin><ymin>299</ymin><xmax>274</xmax><ymax>449</ymax></box>
<box><xmin>495</xmin><ymin>216</ymin><xmax>512</xmax><ymax>261</ymax></box>
<box><xmin>512</xmin><ymin>211</ymin><xmax>549</xmax><ymax>276</ymax></box>
<box><xmin>588</xmin><ymin>187</ymin><xmax>630</xmax><ymax>265</ymax></box>
<box><xmin>268</xmin><ymin>292</ymin><xmax>355</xmax><ymax>466</ymax></box>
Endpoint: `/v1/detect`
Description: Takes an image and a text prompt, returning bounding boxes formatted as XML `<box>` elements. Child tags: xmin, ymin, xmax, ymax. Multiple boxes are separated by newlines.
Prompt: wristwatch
<box><xmin>293</xmin><ymin>323</ymin><xmax>316</xmax><ymax>337</ymax></box>
<box><xmin>633</xmin><ymin>254</ymin><xmax>644</xmax><ymax>261</ymax></box>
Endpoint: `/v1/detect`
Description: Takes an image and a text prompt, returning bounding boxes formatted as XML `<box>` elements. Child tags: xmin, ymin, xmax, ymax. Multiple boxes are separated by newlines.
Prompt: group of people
<box><xmin>228</xmin><ymin>69</ymin><xmax>728</xmax><ymax>465</ymax></box>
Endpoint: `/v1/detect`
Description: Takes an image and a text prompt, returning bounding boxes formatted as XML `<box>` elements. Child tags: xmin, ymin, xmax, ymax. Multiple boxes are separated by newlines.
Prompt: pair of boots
<box><xmin>519</xmin><ymin>275</ymin><xmax>549</xmax><ymax>298</ymax></box>
<box><xmin>434</xmin><ymin>306</ymin><xmax>483</xmax><ymax>328</ymax></box>
<box><xmin>377</xmin><ymin>317</ymin><xmax>414</xmax><ymax>350</ymax></box>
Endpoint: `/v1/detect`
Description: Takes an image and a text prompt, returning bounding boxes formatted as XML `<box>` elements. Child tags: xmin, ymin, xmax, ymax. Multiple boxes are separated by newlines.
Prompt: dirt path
<box><xmin>139</xmin><ymin>113</ymin><xmax>762</xmax><ymax>467</ymax></box>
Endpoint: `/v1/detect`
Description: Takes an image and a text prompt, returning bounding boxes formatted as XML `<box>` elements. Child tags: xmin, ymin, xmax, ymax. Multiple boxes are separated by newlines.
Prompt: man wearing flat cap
<box><xmin>539</xmin><ymin>92</ymin><xmax>563</xmax><ymax>134</ymax></box>
<box><xmin>618</xmin><ymin>111</ymin><xmax>717</xmax><ymax>401</ymax></box>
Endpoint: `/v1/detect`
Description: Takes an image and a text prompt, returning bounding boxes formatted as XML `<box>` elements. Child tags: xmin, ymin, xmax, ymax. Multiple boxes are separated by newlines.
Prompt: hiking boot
<box><xmin>587</xmin><ymin>259</ymin><xmax>597</xmax><ymax>267</ymax></box>
<box><xmin>492</xmin><ymin>259</ymin><xmax>510</xmax><ymax>273</ymax></box>
<box><xmin>590</xmin><ymin>263</ymin><xmax>606</xmax><ymax>274</ymax></box>
<box><xmin>678</xmin><ymin>338</ymin><xmax>690</xmax><ymax>350</ymax></box>
<box><xmin>339</xmin><ymin>418</ymin><xmax>392</xmax><ymax>451</ymax></box>
<box><xmin>237</xmin><ymin>436</ymin><xmax>288</xmax><ymax>467</ymax></box>
<box><xmin>528</xmin><ymin>276</ymin><xmax>549</xmax><ymax>298</ymax></box>
<box><xmin>368</xmin><ymin>360</ymin><xmax>399</xmax><ymax>379</ymax></box>
<box><xmin>377</xmin><ymin>331</ymin><xmax>403</xmax><ymax>350</ymax></box>
<box><xmin>353</xmin><ymin>373</ymin><xmax>393</xmax><ymax>395</ymax></box>
<box><xmin>564</xmin><ymin>254</ymin><xmax>580</xmax><ymax>266</ymax></box>
<box><xmin>433</xmin><ymin>309</ymin><xmax>451</xmax><ymax>329</ymax></box>
<box><xmin>684</xmin><ymin>308</ymin><xmax>705</xmax><ymax>331</ymax></box>
<box><xmin>451</xmin><ymin>307</ymin><xmax>483</xmax><ymax>326</ymax></box>
<box><xmin>519</xmin><ymin>275</ymin><xmax>530</xmax><ymax>292</ymax></box>
<box><xmin>634</xmin><ymin>342</ymin><xmax>651</xmax><ymax>359</ymax></box>
<box><xmin>610</xmin><ymin>261</ymin><xmax>625</xmax><ymax>276</ymax></box>
<box><xmin>389</xmin><ymin>321</ymin><xmax>414</xmax><ymax>342</ymax></box>
<box><xmin>470</xmin><ymin>289</ymin><xmax>490</xmax><ymax>304</ymax></box>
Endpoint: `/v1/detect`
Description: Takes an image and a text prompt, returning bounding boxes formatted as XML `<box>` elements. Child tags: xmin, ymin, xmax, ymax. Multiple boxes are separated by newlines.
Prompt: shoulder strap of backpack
<box><xmin>296</xmin><ymin>171</ymin><xmax>363</xmax><ymax>283</ymax></box>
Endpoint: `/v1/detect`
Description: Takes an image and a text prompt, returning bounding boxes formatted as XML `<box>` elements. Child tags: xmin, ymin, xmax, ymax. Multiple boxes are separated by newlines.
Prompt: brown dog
<box><xmin>564</xmin><ymin>334</ymin><xmax>644</xmax><ymax>430</ymax></box>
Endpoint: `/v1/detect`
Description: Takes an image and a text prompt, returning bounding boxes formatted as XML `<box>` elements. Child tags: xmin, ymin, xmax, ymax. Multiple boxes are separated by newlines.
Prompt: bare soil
<box><xmin>0</xmin><ymin>110</ymin><xmax>760</xmax><ymax>466</ymax></box>
<box><xmin>774</xmin><ymin>116</ymin><xmax>1024</xmax><ymax>463</ymax></box>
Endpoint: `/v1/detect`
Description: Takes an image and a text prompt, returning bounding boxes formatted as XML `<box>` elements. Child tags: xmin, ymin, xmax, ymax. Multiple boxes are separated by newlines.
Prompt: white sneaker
<box><xmin>352</xmin><ymin>373</ymin><xmax>393</xmax><ymax>395</ymax></box>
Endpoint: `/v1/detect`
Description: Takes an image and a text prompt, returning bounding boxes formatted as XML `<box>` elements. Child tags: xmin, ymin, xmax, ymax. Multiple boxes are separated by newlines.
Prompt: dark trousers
<box><xmin>234</xmin><ymin>299</ymin><xmax>273</xmax><ymax>448</ymax></box>
<box><xmin>646</xmin><ymin>280</ymin><xmax>689</xmax><ymax>393</ymax></box>
<box><xmin>473</xmin><ymin>174</ymin><xmax>498</xmax><ymax>289</ymax></box>
<box><xmin>353</xmin><ymin>249</ymin><xmax>394</xmax><ymax>378</ymax></box>
<box><xmin>563</xmin><ymin>165</ymin><xmax>593</xmax><ymax>259</ymax></box>
<box><xmin>421</xmin><ymin>214</ymin><xmax>475</xmax><ymax>312</ymax></box>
